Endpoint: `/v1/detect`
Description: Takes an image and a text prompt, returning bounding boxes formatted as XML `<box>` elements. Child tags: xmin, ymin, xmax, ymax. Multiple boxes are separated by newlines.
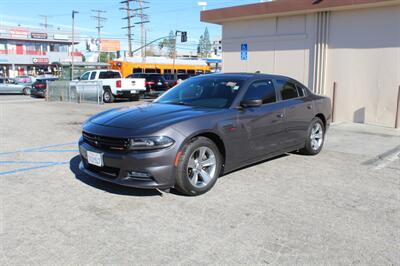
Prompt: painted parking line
<box><xmin>0</xmin><ymin>162</ymin><xmax>69</xmax><ymax>176</ymax></box>
<box><xmin>0</xmin><ymin>142</ymin><xmax>77</xmax><ymax>156</ymax></box>
<box><xmin>0</xmin><ymin>142</ymin><xmax>78</xmax><ymax>176</ymax></box>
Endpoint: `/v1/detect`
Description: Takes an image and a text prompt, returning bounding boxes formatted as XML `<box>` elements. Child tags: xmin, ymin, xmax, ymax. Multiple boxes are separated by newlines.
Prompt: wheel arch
<box><xmin>184</xmin><ymin>131</ymin><xmax>226</xmax><ymax>164</ymax></box>
<box><xmin>315</xmin><ymin>113</ymin><xmax>326</xmax><ymax>128</ymax></box>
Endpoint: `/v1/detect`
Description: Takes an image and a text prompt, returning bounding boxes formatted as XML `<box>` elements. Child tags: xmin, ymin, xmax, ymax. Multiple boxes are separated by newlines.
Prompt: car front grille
<box><xmin>83</xmin><ymin>159</ymin><xmax>120</xmax><ymax>178</ymax></box>
<box><xmin>82</xmin><ymin>132</ymin><xmax>130</xmax><ymax>151</ymax></box>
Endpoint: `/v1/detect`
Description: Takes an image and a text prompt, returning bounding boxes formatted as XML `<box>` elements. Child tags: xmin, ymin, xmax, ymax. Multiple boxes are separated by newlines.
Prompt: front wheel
<box><xmin>300</xmin><ymin>117</ymin><xmax>325</xmax><ymax>155</ymax></box>
<box><xmin>175</xmin><ymin>137</ymin><xmax>222</xmax><ymax>196</ymax></box>
<box><xmin>103</xmin><ymin>90</ymin><xmax>114</xmax><ymax>103</ymax></box>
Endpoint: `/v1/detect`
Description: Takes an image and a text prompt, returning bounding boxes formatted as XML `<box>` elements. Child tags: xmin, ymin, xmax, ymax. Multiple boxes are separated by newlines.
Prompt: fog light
<box><xmin>128</xmin><ymin>171</ymin><xmax>151</xmax><ymax>178</ymax></box>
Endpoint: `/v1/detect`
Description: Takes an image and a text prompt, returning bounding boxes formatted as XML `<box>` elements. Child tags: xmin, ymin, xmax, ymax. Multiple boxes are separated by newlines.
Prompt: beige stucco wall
<box><xmin>222</xmin><ymin>14</ymin><xmax>317</xmax><ymax>86</ymax></box>
<box><xmin>325</xmin><ymin>5</ymin><xmax>400</xmax><ymax>127</ymax></box>
<box><xmin>221</xmin><ymin>4</ymin><xmax>400</xmax><ymax>128</ymax></box>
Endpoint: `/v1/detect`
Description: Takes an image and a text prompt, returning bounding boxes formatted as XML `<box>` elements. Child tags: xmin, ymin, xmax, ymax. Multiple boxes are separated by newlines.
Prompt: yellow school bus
<box><xmin>110</xmin><ymin>57</ymin><xmax>211</xmax><ymax>78</ymax></box>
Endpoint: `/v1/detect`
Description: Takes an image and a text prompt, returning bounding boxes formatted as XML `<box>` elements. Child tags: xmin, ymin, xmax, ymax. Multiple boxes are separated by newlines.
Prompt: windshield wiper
<box><xmin>164</xmin><ymin>101</ymin><xmax>190</xmax><ymax>106</ymax></box>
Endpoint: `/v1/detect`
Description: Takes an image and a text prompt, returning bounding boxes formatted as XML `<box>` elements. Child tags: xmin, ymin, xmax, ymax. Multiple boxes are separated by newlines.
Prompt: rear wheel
<box><xmin>300</xmin><ymin>117</ymin><xmax>325</xmax><ymax>155</ymax></box>
<box><xmin>103</xmin><ymin>89</ymin><xmax>114</xmax><ymax>103</ymax></box>
<box><xmin>175</xmin><ymin>137</ymin><xmax>222</xmax><ymax>196</ymax></box>
<box><xmin>23</xmin><ymin>87</ymin><xmax>30</xmax><ymax>95</ymax></box>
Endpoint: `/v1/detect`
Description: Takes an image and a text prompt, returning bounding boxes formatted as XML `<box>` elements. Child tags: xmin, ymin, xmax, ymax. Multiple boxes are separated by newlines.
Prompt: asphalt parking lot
<box><xmin>0</xmin><ymin>95</ymin><xmax>399</xmax><ymax>265</ymax></box>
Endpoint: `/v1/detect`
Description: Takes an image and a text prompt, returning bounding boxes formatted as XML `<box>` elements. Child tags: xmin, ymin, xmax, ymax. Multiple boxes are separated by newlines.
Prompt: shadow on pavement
<box><xmin>69</xmin><ymin>155</ymin><xmax>161</xmax><ymax>197</ymax></box>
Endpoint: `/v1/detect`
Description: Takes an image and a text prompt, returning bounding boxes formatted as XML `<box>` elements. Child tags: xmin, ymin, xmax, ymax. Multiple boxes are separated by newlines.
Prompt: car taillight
<box><xmin>116</xmin><ymin>80</ymin><xmax>122</xmax><ymax>88</ymax></box>
<box><xmin>146</xmin><ymin>81</ymin><xmax>155</xmax><ymax>86</ymax></box>
<box><xmin>35</xmin><ymin>83</ymin><xmax>45</xmax><ymax>88</ymax></box>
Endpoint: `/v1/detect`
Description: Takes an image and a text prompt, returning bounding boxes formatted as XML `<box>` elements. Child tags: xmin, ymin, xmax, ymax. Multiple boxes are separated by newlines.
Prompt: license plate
<box><xmin>87</xmin><ymin>151</ymin><xmax>103</xmax><ymax>167</ymax></box>
<box><xmin>130</xmin><ymin>90</ymin><xmax>136</xmax><ymax>93</ymax></box>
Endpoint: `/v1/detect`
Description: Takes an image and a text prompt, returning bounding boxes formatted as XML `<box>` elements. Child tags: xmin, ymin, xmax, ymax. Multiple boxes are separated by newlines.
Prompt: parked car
<box><xmin>78</xmin><ymin>73</ymin><xmax>332</xmax><ymax>196</ymax></box>
<box><xmin>0</xmin><ymin>78</ymin><xmax>31</xmax><ymax>95</ymax></box>
<box><xmin>30</xmin><ymin>78</ymin><xmax>58</xmax><ymax>98</ymax></box>
<box><xmin>127</xmin><ymin>73</ymin><xmax>169</xmax><ymax>97</ymax></box>
<box><xmin>70</xmin><ymin>70</ymin><xmax>146</xmax><ymax>103</ymax></box>
<box><xmin>15</xmin><ymin>75</ymin><xmax>35</xmax><ymax>84</ymax></box>
<box><xmin>163</xmin><ymin>73</ymin><xmax>193</xmax><ymax>88</ymax></box>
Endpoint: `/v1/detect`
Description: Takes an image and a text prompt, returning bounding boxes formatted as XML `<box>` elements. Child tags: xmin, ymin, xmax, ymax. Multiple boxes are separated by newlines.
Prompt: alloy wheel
<box><xmin>186</xmin><ymin>146</ymin><xmax>217</xmax><ymax>188</ymax></box>
<box><xmin>310</xmin><ymin>122</ymin><xmax>323</xmax><ymax>151</ymax></box>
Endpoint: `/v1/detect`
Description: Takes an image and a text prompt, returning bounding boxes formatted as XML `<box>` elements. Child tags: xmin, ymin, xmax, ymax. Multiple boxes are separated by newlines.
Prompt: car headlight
<box><xmin>129</xmin><ymin>136</ymin><xmax>174</xmax><ymax>150</ymax></box>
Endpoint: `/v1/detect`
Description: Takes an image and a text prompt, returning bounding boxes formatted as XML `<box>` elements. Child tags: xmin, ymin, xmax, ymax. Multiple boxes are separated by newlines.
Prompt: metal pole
<box><xmin>395</xmin><ymin>85</ymin><xmax>400</xmax><ymax>128</ymax></box>
<box><xmin>172</xmin><ymin>31</ymin><xmax>177</xmax><ymax>80</ymax></box>
<box><xmin>71</xmin><ymin>10</ymin><xmax>78</xmax><ymax>80</ymax></box>
<box><xmin>332</xmin><ymin>82</ymin><xmax>337</xmax><ymax>123</ymax></box>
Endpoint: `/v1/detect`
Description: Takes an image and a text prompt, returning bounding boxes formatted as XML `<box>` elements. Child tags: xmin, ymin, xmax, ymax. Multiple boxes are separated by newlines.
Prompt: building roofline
<box><xmin>201</xmin><ymin>0</ymin><xmax>400</xmax><ymax>24</ymax></box>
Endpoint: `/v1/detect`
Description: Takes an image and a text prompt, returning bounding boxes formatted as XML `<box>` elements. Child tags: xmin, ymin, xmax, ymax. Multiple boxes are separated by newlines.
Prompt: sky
<box><xmin>0</xmin><ymin>0</ymin><xmax>260</xmax><ymax>54</ymax></box>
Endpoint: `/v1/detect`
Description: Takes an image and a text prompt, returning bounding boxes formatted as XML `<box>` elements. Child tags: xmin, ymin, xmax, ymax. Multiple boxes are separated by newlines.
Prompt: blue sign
<box><xmin>240</xmin><ymin>43</ymin><xmax>248</xmax><ymax>61</ymax></box>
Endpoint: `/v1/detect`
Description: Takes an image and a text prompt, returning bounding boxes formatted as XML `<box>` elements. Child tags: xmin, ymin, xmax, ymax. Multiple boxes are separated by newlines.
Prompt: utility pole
<box><xmin>39</xmin><ymin>15</ymin><xmax>53</xmax><ymax>29</ymax></box>
<box><xmin>71</xmin><ymin>10</ymin><xmax>79</xmax><ymax>80</ymax></box>
<box><xmin>91</xmin><ymin>10</ymin><xmax>107</xmax><ymax>62</ymax></box>
<box><xmin>121</xmin><ymin>0</ymin><xmax>150</xmax><ymax>58</ymax></box>
<box><xmin>121</xmin><ymin>0</ymin><xmax>135</xmax><ymax>57</ymax></box>
<box><xmin>135</xmin><ymin>0</ymin><xmax>150</xmax><ymax>58</ymax></box>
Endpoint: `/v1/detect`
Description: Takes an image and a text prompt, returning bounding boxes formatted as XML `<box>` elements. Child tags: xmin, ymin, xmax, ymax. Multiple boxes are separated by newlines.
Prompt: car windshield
<box><xmin>155</xmin><ymin>76</ymin><xmax>245</xmax><ymax>108</ymax></box>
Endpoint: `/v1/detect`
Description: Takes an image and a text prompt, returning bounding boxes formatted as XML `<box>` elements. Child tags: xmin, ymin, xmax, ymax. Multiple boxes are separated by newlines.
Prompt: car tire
<box><xmin>175</xmin><ymin>137</ymin><xmax>222</xmax><ymax>196</ymax></box>
<box><xmin>23</xmin><ymin>87</ymin><xmax>30</xmax><ymax>95</ymax></box>
<box><xmin>300</xmin><ymin>117</ymin><xmax>325</xmax><ymax>155</ymax></box>
<box><xmin>103</xmin><ymin>89</ymin><xmax>114</xmax><ymax>103</ymax></box>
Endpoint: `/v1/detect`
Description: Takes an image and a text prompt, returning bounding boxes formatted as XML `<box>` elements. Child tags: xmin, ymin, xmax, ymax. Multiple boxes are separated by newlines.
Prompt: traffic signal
<box><xmin>181</xmin><ymin>31</ymin><xmax>187</xmax><ymax>43</ymax></box>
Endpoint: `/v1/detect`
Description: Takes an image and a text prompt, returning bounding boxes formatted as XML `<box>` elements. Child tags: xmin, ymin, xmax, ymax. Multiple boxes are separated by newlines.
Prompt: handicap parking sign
<box><xmin>241</xmin><ymin>43</ymin><xmax>248</xmax><ymax>61</ymax></box>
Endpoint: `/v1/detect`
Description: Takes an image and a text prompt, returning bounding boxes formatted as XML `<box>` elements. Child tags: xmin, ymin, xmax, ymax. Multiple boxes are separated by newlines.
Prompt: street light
<box><xmin>198</xmin><ymin>1</ymin><xmax>207</xmax><ymax>11</ymax></box>
<box><xmin>71</xmin><ymin>10</ymin><xmax>79</xmax><ymax>80</ymax></box>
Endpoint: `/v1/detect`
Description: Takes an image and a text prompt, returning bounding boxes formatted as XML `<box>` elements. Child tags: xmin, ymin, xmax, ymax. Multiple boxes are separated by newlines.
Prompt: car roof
<box><xmin>202</xmin><ymin>72</ymin><xmax>291</xmax><ymax>80</ymax></box>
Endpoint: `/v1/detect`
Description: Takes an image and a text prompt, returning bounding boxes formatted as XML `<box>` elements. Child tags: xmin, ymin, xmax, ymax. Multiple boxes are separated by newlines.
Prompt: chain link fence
<box><xmin>47</xmin><ymin>80</ymin><xmax>103</xmax><ymax>104</ymax></box>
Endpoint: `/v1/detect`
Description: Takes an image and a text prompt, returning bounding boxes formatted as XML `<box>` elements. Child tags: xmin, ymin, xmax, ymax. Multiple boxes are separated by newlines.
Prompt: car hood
<box><xmin>89</xmin><ymin>103</ymin><xmax>223</xmax><ymax>132</ymax></box>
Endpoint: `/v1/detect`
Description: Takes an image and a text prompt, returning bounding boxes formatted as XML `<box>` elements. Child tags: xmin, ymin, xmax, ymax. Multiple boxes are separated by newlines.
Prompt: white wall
<box><xmin>222</xmin><ymin>14</ymin><xmax>316</xmax><ymax>86</ymax></box>
<box><xmin>220</xmin><ymin>4</ymin><xmax>400</xmax><ymax>127</ymax></box>
<box><xmin>326</xmin><ymin>5</ymin><xmax>400</xmax><ymax>127</ymax></box>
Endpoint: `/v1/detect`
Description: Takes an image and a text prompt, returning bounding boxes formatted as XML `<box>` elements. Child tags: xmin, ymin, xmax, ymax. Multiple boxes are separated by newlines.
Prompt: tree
<box><xmin>197</xmin><ymin>35</ymin><xmax>204</xmax><ymax>57</ymax></box>
<box><xmin>203</xmin><ymin>27</ymin><xmax>212</xmax><ymax>58</ymax></box>
<box><xmin>197</xmin><ymin>27</ymin><xmax>212</xmax><ymax>58</ymax></box>
<box><xmin>159</xmin><ymin>30</ymin><xmax>175</xmax><ymax>58</ymax></box>
<box><xmin>99</xmin><ymin>52</ymin><xmax>115</xmax><ymax>63</ymax></box>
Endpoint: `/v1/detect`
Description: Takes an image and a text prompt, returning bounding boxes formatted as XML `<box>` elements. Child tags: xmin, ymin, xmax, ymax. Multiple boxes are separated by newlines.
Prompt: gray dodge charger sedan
<box><xmin>79</xmin><ymin>73</ymin><xmax>331</xmax><ymax>196</ymax></box>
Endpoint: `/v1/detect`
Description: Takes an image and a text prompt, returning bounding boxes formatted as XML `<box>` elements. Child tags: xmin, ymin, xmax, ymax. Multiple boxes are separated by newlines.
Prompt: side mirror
<box><xmin>77</xmin><ymin>77</ymin><xmax>81</xmax><ymax>80</ymax></box>
<box><xmin>240</xmin><ymin>99</ymin><xmax>263</xmax><ymax>108</ymax></box>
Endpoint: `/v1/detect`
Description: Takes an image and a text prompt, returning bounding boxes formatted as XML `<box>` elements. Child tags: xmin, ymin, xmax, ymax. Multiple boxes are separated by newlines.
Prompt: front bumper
<box><xmin>78</xmin><ymin>138</ymin><xmax>177</xmax><ymax>189</ymax></box>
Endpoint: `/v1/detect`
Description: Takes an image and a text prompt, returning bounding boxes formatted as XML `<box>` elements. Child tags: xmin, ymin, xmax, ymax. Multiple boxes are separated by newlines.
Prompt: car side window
<box><xmin>276</xmin><ymin>80</ymin><xmax>299</xmax><ymax>100</ymax></box>
<box><xmin>0</xmin><ymin>79</ymin><xmax>4</xmax><ymax>84</ymax></box>
<box><xmin>243</xmin><ymin>80</ymin><xmax>276</xmax><ymax>104</ymax></box>
<box><xmin>80</xmin><ymin>72</ymin><xmax>90</xmax><ymax>81</ymax></box>
<box><xmin>90</xmin><ymin>72</ymin><xmax>96</xmax><ymax>80</ymax></box>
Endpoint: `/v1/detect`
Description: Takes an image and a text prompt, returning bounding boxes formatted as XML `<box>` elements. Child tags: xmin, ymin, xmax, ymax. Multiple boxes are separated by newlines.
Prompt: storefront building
<box><xmin>201</xmin><ymin>0</ymin><xmax>400</xmax><ymax>128</ymax></box>
<box><xmin>0</xmin><ymin>26</ymin><xmax>82</xmax><ymax>78</ymax></box>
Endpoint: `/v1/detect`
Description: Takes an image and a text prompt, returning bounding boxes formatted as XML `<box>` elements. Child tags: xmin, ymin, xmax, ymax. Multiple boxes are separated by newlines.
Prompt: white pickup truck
<box><xmin>70</xmin><ymin>70</ymin><xmax>146</xmax><ymax>103</ymax></box>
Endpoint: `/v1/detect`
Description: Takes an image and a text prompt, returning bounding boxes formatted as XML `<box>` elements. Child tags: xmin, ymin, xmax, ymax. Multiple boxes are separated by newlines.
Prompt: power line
<box><xmin>120</xmin><ymin>0</ymin><xmax>150</xmax><ymax>57</ymax></box>
<box><xmin>120</xmin><ymin>0</ymin><xmax>135</xmax><ymax>56</ymax></box>
<box><xmin>39</xmin><ymin>15</ymin><xmax>53</xmax><ymax>29</ymax></box>
<box><xmin>91</xmin><ymin>9</ymin><xmax>107</xmax><ymax>57</ymax></box>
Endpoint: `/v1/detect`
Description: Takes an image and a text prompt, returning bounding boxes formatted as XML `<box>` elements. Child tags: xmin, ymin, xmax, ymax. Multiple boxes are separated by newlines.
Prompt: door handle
<box><xmin>307</xmin><ymin>104</ymin><xmax>313</xmax><ymax>110</ymax></box>
<box><xmin>277</xmin><ymin>113</ymin><xmax>284</xmax><ymax>119</ymax></box>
